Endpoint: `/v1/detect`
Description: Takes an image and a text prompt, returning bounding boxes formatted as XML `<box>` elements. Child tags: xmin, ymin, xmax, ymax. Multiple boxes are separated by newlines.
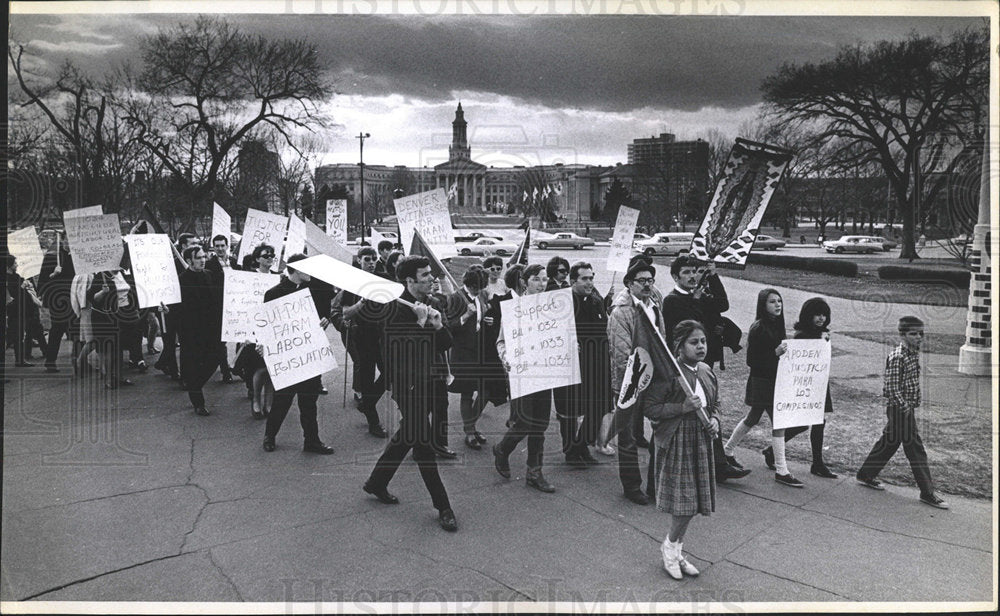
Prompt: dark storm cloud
<box><xmin>10</xmin><ymin>12</ymin><xmax>980</xmax><ymax>112</ymax></box>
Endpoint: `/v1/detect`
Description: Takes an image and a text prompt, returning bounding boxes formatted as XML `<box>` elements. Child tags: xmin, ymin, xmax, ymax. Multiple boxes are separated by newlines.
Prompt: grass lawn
<box><xmin>713</xmin><ymin>349</ymin><xmax>992</xmax><ymax>500</ymax></box>
<box><xmin>720</xmin><ymin>262</ymin><xmax>967</xmax><ymax>307</ymax></box>
<box><xmin>839</xmin><ymin>331</ymin><xmax>966</xmax><ymax>356</ymax></box>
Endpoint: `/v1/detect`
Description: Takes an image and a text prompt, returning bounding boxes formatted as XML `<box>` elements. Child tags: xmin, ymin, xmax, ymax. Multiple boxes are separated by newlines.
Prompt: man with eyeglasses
<box><xmin>606</xmin><ymin>261</ymin><xmax>664</xmax><ymax>505</ymax></box>
<box><xmin>544</xmin><ymin>256</ymin><xmax>576</xmax><ymax>468</ymax></box>
<box><xmin>564</xmin><ymin>262</ymin><xmax>606</xmax><ymax>468</ymax></box>
<box><xmin>661</xmin><ymin>255</ymin><xmax>750</xmax><ymax>488</ymax></box>
<box><xmin>330</xmin><ymin>246</ymin><xmax>389</xmax><ymax>438</ymax></box>
<box><xmin>177</xmin><ymin>246</ymin><xmax>222</xmax><ymax>416</ymax></box>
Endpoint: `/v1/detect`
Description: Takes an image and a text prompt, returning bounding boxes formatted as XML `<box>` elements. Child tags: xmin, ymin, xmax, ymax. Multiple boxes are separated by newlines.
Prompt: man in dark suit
<box><xmin>544</xmin><ymin>256</ymin><xmax>575</xmax><ymax>467</ymax></box>
<box><xmin>38</xmin><ymin>232</ymin><xmax>75</xmax><ymax>372</ymax></box>
<box><xmin>206</xmin><ymin>234</ymin><xmax>239</xmax><ymax>382</ymax></box>
<box><xmin>565</xmin><ymin>262</ymin><xmax>606</xmax><ymax>467</ymax></box>
<box><xmin>445</xmin><ymin>267</ymin><xmax>489</xmax><ymax>450</ymax></box>
<box><xmin>362</xmin><ymin>255</ymin><xmax>457</xmax><ymax>532</ymax></box>
<box><xmin>261</xmin><ymin>253</ymin><xmax>334</xmax><ymax>455</ymax></box>
<box><xmin>373</xmin><ymin>240</ymin><xmax>396</xmax><ymax>280</ymax></box>
<box><xmin>661</xmin><ymin>255</ymin><xmax>749</xmax><ymax>485</ymax></box>
<box><xmin>178</xmin><ymin>246</ymin><xmax>221</xmax><ymax>415</ymax></box>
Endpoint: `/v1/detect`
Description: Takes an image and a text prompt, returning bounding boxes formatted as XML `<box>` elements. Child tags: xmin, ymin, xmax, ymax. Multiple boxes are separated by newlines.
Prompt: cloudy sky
<box><xmin>8</xmin><ymin>3</ymin><xmax>985</xmax><ymax>168</ymax></box>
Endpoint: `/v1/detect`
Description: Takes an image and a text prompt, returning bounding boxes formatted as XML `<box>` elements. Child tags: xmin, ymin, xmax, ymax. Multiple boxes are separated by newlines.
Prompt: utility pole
<box><xmin>357</xmin><ymin>132</ymin><xmax>370</xmax><ymax>242</ymax></box>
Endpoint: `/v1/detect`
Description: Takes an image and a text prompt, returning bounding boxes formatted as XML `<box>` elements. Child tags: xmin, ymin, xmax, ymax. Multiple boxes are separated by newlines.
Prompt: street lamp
<box><xmin>357</xmin><ymin>132</ymin><xmax>370</xmax><ymax>242</ymax></box>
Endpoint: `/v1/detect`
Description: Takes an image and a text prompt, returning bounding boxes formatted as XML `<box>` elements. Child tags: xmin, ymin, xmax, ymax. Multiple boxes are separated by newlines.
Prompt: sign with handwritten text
<box><xmin>325</xmin><ymin>199</ymin><xmax>347</xmax><ymax>246</ymax></box>
<box><xmin>222</xmin><ymin>269</ymin><xmax>280</xmax><ymax>343</ymax></box>
<box><xmin>65</xmin><ymin>214</ymin><xmax>123</xmax><ymax>276</ymax></box>
<box><xmin>7</xmin><ymin>227</ymin><xmax>45</xmax><ymax>279</ymax></box>
<box><xmin>125</xmin><ymin>234</ymin><xmax>181</xmax><ymax>308</ymax></box>
<box><xmin>237</xmin><ymin>209</ymin><xmax>288</xmax><ymax>267</ymax></box>
<box><xmin>773</xmin><ymin>339</ymin><xmax>831</xmax><ymax>429</ymax></box>
<box><xmin>607</xmin><ymin>206</ymin><xmax>639</xmax><ymax>273</ymax></box>
<box><xmin>500</xmin><ymin>287</ymin><xmax>580</xmax><ymax>399</ymax></box>
<box><xmin>285</xmin><ymin>213</ymin><xmax>306</xmax><ymax>257</ymax></box>
<box><xmin>212</xmin><ymin>203</ymin><xmax>231</xmax><ymax>246</ymax></box>
<box><xmin>394</xmin><ymin>188</ymin><xmax>456</xmax><ymax>258</ymax></box>
<box><xmin>254</xmin><ymin>288</ymin><xmax>337</xmax><ymax>390</ymax></box>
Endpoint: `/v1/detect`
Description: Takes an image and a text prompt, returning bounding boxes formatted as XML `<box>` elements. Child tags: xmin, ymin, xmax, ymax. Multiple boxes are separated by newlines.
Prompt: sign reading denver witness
<box><xmin>393</xmin><ymin>188</ymin><xmax>456</xmax><ymax>258</ymax></box>
<box><xmin>237</xmin><ymin>209</ymin><xmax>288</xmax><ymax>266</ymax></box>
<box><xmin>500</xmin><ymin>287</ymin><xmax>580</xmax><ymax>399</ymax></box>
<box><xmin>772</xmin><ymin>338</ymin><xmax>831</xmax><ymax>429</ymax></box>
<box><xmin>65</xmin><ymin>214</ymin><xmax>124</xmax><ymax>276</ymax></box>
<box><xmin>253</xmin><ymin>288</ymin><xmax>337</xmax><ymax>390</ymax></box>
<box><xmin>125</xmin><ymin>234</ymin><xmax>181</xmax><ymax>308</ymax></box>
<box><xmin>607</xmin><ymin>206</ymin><xmax>640</xmax><ymax>273</ymax></box>
<box><xmin>222</xmin><ymin>269</ymin><xmax>280</xmax><ymax>342</ymax></box>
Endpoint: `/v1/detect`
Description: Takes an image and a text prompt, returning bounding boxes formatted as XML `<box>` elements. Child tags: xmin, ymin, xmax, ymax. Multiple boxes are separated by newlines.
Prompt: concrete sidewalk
<box><xmin>1</xmin><ymin>281</ymin><xmax>994</xmax><ymax>610</ymax></box>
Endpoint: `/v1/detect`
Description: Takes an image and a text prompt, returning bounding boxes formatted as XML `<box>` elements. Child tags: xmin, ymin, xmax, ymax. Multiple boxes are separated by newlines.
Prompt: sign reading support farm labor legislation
<box><xmin>607</xmin><ymin>206</ymin><xmax>640</xmax><ymax>273</ymax></box>
<box><xmin>125</xmin><ymin>234</ymin><xmax>181</xmax><ymax>308</ymax></box>
<box><xmin>63</xmin><ymin>205</ymin><xmax>103</xmax><ymax>219</ymax></box>
<box><xmin>325</xmin><ymin>199</ymin><xmax>347</xmax><ymax>246</ymax></box>
<box><xmin>7</xmin><ymin>227</ymin><xmax>46</xmax><ymax>279</ymax></box>
<box><xmin>222</xmin><ymin>269</ymin><xmax>280</xmax><ymax>342</ymax></box>
<box><xmin>65</xmin><ymin>214</ymin><xmax>123</xmax><ymax>276</ymax></box>
<box><xmin>212</xmin><ymin>203</ymin><xmax>231</xmax><ymax>245</ymax></box>
<box><xmin>285</xmin><ymin>213</ymin><xmax>306</xmax><ymax>257</ymax></box>
<box><xmin>237</xmin><ymin>209</ymin><xmax>288</xmax><ymax>266</ymax></box>
<box><xmin>254</xmin><ymin>288</ymin><xmax>337</xmax><ymax>390</ymax></box>
<box><xmin>772</xmin><ymin>338</ymin><xmax>831</xmax><ymax>429</ymax></box>
<box><xmin>394</xmin><ymin>188</ymin><xmax>456</xmax><ymax>258</ymax></box>
<box><xmin>500</xmin><ymin>287</ymin><xmax>580</xmax><ymax>399</ymax></box>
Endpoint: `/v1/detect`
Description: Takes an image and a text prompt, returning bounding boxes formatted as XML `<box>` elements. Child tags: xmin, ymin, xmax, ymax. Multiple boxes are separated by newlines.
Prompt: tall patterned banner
<box><xmin>64</xmin><ymin>214</ymin><xmax>124</xmax><ymax>276</ymax></box>
<box><xmin>325</xmin><ymin>199</ymin><xmax>347</xmax><ymax>247</ymax></box>
<box><xmin>606</xmin><ymin>206</ymin><xmax>640</xmax><ymax>273</ymax></box>
<box><xmin>688</xmin><ymin>139</ymin><xmax>793</xmax><ymax>267</ymax></box>
<box><xmin>7</xmin><ymin>226</ymin><xmax>46</xmax><ymax>279</ymax></box>
<box><xmin>394</xmin><ymin>188</ymin><xmax>457</xmax><ymax>258</ymax></box>
<box><xmin>212</xmin><ymin>203</ymin><xmax>231</xmax><ymax>245</ymax></box>
<box><xmin>125</xmin><ymin>234</ymin><xmax>181</xmax><ymax>308</ymax></box>
<box><xmin>237</xmin><ymin>209</ymin><xmax>288</xmax><ymax>267</ymax></box>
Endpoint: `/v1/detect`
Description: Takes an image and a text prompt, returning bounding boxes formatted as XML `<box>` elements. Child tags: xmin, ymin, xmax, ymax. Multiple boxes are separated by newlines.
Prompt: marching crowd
<box><xmin>4</xmin><ymin>224</ymin><xmax>949</xmax><ymax>578</ymax></box>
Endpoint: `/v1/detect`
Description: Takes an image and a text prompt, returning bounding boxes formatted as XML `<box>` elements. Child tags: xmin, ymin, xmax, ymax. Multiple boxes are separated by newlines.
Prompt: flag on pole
<box><xmin>554</xmin><ymin>182</ymin><xmax>563</xmax><ymax>196</ymax></box>
<box><xmin>543</xmin><ymin>185</ymin><xmax>551</xmax><ymax>198</ymax></box>
<box><xmin>142</xmin><ymin>203</ymin><xmax>167</xmax><ymax>235</ymax></box>
<box><xmin>447</xmin><ymin>183</ymin><xmax>458</xmax><ymax>201</ymax></box>
<box><xmin>532</xmin><ymin>187</ymin><xmax>539</xmax><ymax>200</ymax></box>
<box><xmin>507</xmin><ymin>222</ymin><xmax>530</xmax><ymax>267</ymax></box>
<box><xmin>523</xmin><ymin>190</ymin><xmax>529</xmax><ymax>201</ymax></box>
<box><xmin>409</xmin><ymin>228</ymin><xmax>460</xmax><ymax>291</ymax></box>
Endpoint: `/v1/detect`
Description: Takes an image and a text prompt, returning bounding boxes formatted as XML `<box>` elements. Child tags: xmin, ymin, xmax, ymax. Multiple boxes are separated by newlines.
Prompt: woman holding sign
<box><xmin>493</xmin><ymin>264</ymin><xmax>558</xmax><ymax>493</ymax></box>
<box><xmin>644</xmin><ymin>320</ymin><xmax>721</xmax><ymax>579</ymax></box>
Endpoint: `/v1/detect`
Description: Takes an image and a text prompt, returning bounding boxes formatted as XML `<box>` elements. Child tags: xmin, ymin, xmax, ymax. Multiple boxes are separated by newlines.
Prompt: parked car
<box><xmin>354</xmin><ymin>231</ymin><xmax>399</xmax><ymax>246</ymax></box>
<box><xmin>860</xmin><ymin>235</ymin><xmax>897</xmax><ymax>251</ymax></box>
<box><xmin>632</xmin><ymin>233</ymin><xmax>651</xmax><ymax>245</ymax></box>
<box><xmin>633</xmin><ymin>232</ymin><xmax>694</xmax><ymax>257</ymax></box>
<box><xmin>455</xmin><ymin>231</ymin><xmax>504</xmax><ymax>242</ymax></box>
<box><xmin>753</xmin><ymin>234</ymin><xmax>786</xmax><ymax>251</ymax></box>
<box><xmin>823</xmin><ymin>235</ymin><xmax>884</xmax><ymax>254</ymax></box>
<box><xmin>457</xmin><ymin>237</ymin><xmax>519</xmax><ymax>257</ymax></box>
<box><xmin>533</xmin><ymin>232</ymin><xmax>595</xmax><ymax>250</ymax></box>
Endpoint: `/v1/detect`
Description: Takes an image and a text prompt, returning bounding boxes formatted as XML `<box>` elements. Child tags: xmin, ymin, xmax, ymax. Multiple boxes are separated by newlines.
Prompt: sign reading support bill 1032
<box><xmin>500</xmin><ymin>287</ymin><xmax>580</xmax><ymax>400</ymax></box>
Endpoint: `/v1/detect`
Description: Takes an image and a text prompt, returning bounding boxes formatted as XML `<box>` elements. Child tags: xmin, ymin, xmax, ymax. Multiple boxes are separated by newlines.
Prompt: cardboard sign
<box><xmin>222</xmin><ymin>269</ymin><xmax>280</xmax><ymax>342</ymax></box>
<box><xmin>285</xmin><ymin>213</ymin><xmax>306</xmax><ymax>257</ymax></box>
<box><xmin>65</xmin><ymin>214</ymin><xmax>123</xmax><ymax>276</ymax></box>
<box><xmin>125</xmin><ymin>234</ymin><xmax>181</xmax><ymax>308</ymax></box>
<box><xmin>7</xmin><ymin>227</ymin><xmax>45</xmax><ymax>279</ymax></box>
<box><xmin>212</xmin><ymin>203</ymin><xmax>231</xmax><ymax>245</ymax></box>
<box><xmin>607</xmin><ymin>206</ymin><xmax>640</xmax><ymax>273</ymax></box>
<box><xmin>325</xmin><ymin>199</ymin><xmax>347</xmax><ymax>246</ymax></box>
<box><xmin>500</xmin><ymin>288</ymin><xmax>580</xmax><ymax>399</ymax></box>
<box><xmin>289</xmin><ymin>254</ymin><xmax>404</xmax><ymax>303</ymax></box>
<box><xmin>237</xmin><ymin>209</ymin><xmax>288</xmax><ymax>267</ymax></box>
<box><xmin>394</xmin><ymin>188</ymin><xmax>455</xmax><ymax>258</ymax></box>
<box><xmin>773</xmin><ymin>339</ymin><xmax>831</xmax><ymax>429</ymax></box>
<box><xmin>303</xmin><ymin>218</ymin><xmax>354</xmax><ymax>264</ymax></box>
<box><xmin>254</xmin><ymin>288</ymin><xmax>337</xmax><ymax>390</ymax></box>
<box><xmin>63</xmin><ymin>205</ymin><xmax>103</xmax><ymax>219</ymax></box>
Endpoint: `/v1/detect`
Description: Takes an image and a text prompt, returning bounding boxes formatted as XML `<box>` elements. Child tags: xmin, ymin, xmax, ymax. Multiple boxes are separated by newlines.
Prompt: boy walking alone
<box><xmin>856</xmin><ymin>316</ymin><xmax>948</xmax><ymax>509</ymax></box>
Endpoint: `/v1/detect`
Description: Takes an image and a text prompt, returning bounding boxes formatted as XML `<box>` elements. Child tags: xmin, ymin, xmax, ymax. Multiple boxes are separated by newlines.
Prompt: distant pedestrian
<box><xmin>855</xmin><ymin>316</ymin><xmax>949</xmax><ymax>509</ymax></box>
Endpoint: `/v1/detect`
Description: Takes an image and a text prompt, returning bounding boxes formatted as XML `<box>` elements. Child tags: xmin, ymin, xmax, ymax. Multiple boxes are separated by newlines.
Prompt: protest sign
<box><xmin>125</xmin><ymin>234</ymin><xmax>181</xmax><ymax>308</ymax></box>
<box><xmin>7</xmin><ymin>227</ymin><xmax>45</xmax><ymax>279</ymax></box>
<box><xmin>254</xmin><ymin>288</ymin><xmax>337</xmax><ymax>390</ymax></box>
<box><xmin>773</xmin><ymin>338</ymin><xmax>831</xmax><ymax>429</ymax></box>
<box><xmin>63</xmin><ymin>205</ymin><xmax>103</xmax><ymax>219</ymax></box>
<box><xmin>222</xmin><ymin>269</ymin><xmax>280</xmax><ymax>342</ymax></box>
<box><xmin>285</xmin><ymin>213</ymin><xmax>306</xmax><ymax>257</ymax></box>
<box><xmin>237</xmin><ymin>209</ymin><xmax>288</xmax><ymax>266</ymax></box>
<box><xmin>394</xmin><ymin>188</ymin><xmax>455</xmax><ymax>258</ymax></box>
<box><xmin>289</xmin><ymin>254</ymin><xmax>403</xmax><ymax>303</ymax></box>
<box><xmin>212</xmin><ymin>203</ymin><xmax>231</xmax><ymax>245</ymax></box>
<box><xmin>607</xmin><ymin>206</ymin><xmax>639</xmax><ymax>273</ymax></box>
<box><xmin>303</xmin><ymin>218</ymin><xmax>354</xmax><ymax>264</ymax></box>
<box><xmin>65</xmin><ymin>214</ymin><xmax>123</xmax><ymax>276</ymax></box>
<box><xmin>500</xmin><ymin>288</ymin><xmax>580</xmax><ymax>399</ymax></box>
<box><xmin>325</xmin><ymin>199</ymin><xmax>347</xmax><ymax>246</ymax></box>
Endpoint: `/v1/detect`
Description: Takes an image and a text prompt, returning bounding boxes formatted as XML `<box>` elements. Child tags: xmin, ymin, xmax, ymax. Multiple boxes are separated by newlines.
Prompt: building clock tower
<box><xmin>449</xmin><ymin>102</ymin><xmax>471</xmax><ymax>161</ymax></box>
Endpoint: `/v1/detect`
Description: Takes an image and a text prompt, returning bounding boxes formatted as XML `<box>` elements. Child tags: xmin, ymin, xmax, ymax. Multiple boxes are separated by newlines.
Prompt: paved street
<box><xmin>1</xmin><ymin>248</ymin><xmax>992</xmax><ymax>609</ymax></box>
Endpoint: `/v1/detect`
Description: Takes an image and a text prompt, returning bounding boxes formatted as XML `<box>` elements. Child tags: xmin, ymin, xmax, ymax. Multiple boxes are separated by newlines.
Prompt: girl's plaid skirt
<box><xmin>655</xmin><ymin>414</ymin><xmax>716</xmax><ymax>516</ymax></box>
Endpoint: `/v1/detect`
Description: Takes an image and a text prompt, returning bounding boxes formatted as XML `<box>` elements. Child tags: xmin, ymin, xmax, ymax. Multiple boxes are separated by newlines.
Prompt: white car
<box><xmin>457</xmin><ymin>237</ymin><xmax>520</xmax><ymax>257</ymax></box>
<box><xmin>633</xmin><ymin>232</ymin><xmax>694</xmax><ymax>256</ymax></box>
<box><xmin>823</xmin><ymin>235</ymin><xmax>883</xmax><ymax>254</ymax></box>
<box><xmin>532</xmin><ymin>232</ymin><xmax>595</xmax><ymax>250</ymax></box>
<box><xmin>353</xmin><ymin>231</ymin><xmax>399</xmax><ymax>246</ymax></box>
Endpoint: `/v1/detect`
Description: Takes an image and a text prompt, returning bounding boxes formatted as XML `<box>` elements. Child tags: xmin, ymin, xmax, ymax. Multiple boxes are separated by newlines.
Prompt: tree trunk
<box><xmin>898</xmin><ymin>190</ymin><xmax>919</xmax><ymax>260</ymax></box>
